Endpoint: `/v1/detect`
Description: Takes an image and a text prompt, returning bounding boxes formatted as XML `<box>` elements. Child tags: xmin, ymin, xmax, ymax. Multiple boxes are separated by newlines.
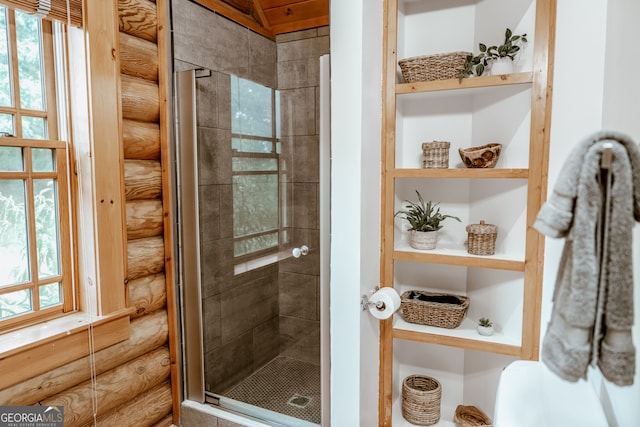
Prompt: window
<box><xmin>230</xmin><ymin>75</ymin><xmax>282</xmax><ymax>259</ymax></box>
<box><xmin>0</xmin><ymin>6</ymin><xmax>72</xmax><ymax>330</ymax></box>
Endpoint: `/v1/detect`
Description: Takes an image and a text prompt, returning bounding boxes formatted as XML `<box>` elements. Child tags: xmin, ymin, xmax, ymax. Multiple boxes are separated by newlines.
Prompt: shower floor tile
<box><xmin>225</xmin><ymin>356</ymin><xmax>320</xmax><ymax>424</ymax></box>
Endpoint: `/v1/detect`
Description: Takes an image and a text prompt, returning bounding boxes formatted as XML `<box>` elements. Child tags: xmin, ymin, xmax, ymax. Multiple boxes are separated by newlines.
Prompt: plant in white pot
<box><xmin>458</xmin><ymin>28</ymin><xmax>528</xmax><ymax>80</ymax></box>
<box><xmin>477</xmin><ymin>317</ymin><xmax>494</xmax><ymax>336</ymax></box>
<box><xmin>395</xmin><ymin>190</ymin><xmax>461</xmax><ymax>250</ymax></box>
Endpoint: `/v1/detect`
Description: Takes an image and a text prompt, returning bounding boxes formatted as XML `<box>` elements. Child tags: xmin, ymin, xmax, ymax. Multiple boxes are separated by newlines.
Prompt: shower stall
<box><xmin>171</xmin><ymin>1</ymin><xmax>330</xmax><ymax>425</ymax></box>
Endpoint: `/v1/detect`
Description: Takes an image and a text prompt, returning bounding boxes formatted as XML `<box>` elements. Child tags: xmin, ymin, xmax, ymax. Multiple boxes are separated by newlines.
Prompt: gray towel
<box><xmin>534</xmin><ymin>130</ymin><xmax>639</xmax><ymax>386</ymax></box>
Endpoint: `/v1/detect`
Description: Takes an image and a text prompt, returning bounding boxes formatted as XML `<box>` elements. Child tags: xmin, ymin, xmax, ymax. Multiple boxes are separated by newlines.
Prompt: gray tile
<box><xmin>205</xmin><ymin>331</ymin><xmax>253</xmax><ymax>393</ymax></box>
<box><xmin>199</xmin><ymin>184</ymin><xmax>220</xmax><ymax>243</ymax></box>
<box><xmin>219</xmin><ymin>184</ymin><xmax>234</xmax><ymax>239</ymax></box>
<box><xmin>280</xmin><ymin>322</ymin><xmax>321</xmax><ymax>365</ymax></box>
<box><xmin>196</xmin><ymin>74</ymin><xmax>219</xmax><ymax>128</ymax></box>
<box><xmin>277</xmin><ymin>60</ymin><xmax>311</xmax><ymax>90</ymax></box>
<box><xmin>219</xmin><ymin>420</ymin><xmax>247</xmax><ymax>427</ymax></box>
<box><xmin>279</xmin><ymin>316</ymin><xmax>319</xmax><ymax>362</ymax></box>
<box><xmin>216</xmin><ymin>73</ymin><xmax>232</xmax><ymax>130</ymax></box>
<box><xmin>180</xmin><ymin>402</ymin><xmax>219</xmax><ymax>427</ymax></box>
<box><xmin>317</xmin><ymin>26</ymin><xmax>329</xmax><ymax>37</ymax></box>
<box><xmin>197</xmin><ymin>127</ymin><xmax>232</xmax><ymax>185</ymax></box>
<box><xmin>293</xmin><ymin>136</ymin><xmax>320</xmax><ymax>183</ymax></box>
<box><xmin>275</xmin><ymin>28</ymin><xmax>318</xmax><ymax>43</ymax></box>
<box><xmin>202</xmin><ymin>293</ymin><xmax>221</xmax><ymax>353</ymax></box>
<box><xmin>292</xmin><ymin>183</ymin><xmax>318</xmax><ymax>229</ymax></box>
<box><xmin>253</xmin><ymin>316</ymin><xmax>279</xmax><ymax>369</ymax></box>
<box><xmin>220</xmin><ymin>270</ymin><xmax>278</xmax><ymax>342</ymax></box>
<box><xmin>277</xmin><ymin>36</ymin><xmax>330</xmax><ymax>63</ymax></box>
<box><xmin>279</xmin><ymin>272</ymin><xmax>318</xmax><ymax>320</ymax></box>
<box><xmin>200</xmin><ymin>238</ymin><xmax>234</xmax><ymax>298</ymax></box>
<box><xmin>280</xmin><ymin>87</ymin><xmax>316</xmax><ymax>137</ymax></box>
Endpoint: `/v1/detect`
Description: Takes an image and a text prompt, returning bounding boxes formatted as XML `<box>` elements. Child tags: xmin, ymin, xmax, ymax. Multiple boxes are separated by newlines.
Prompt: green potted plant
<box><xmin>395</xmin><ymin>190</ymin><xmax>461</xmax><ymax>250</ymax></box>
<box><xmin>477</xmin><ymin>317</ymin><xmax>494</xmax><ymax>336</ymax></box>
<box><xmin>459</xmin><ymin>28</ymin><xmax>528</xmax><ymax>80</ymax></box>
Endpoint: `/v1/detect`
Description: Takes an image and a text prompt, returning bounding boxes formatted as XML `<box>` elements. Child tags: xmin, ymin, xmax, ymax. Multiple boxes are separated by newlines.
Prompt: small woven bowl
<box><xmin>459</xmin><ymin>143</ymin><xmax>502</xmax><ymax>168</ymax></box>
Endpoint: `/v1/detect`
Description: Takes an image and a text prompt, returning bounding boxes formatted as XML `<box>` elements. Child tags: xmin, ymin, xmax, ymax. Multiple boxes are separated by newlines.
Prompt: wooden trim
<box><xmin>393</xmin><ymin>168</ymin><xmax>528</xmax><ymax>179</ymax></box>
<box><xmin>83</xmin><ymin>0</ymin><xmax>127</xmax><ymax>314</ymax></box>
<box><xmin>7</xmin><ymin>9</ymin><xmax>20</xmax><ymax>136</ymax></box>
<box><xmin>0</xmin><ymin>308</ymin><xmax>134</xmax><ymax>390</ymax></box>
<box><xmin>379</xmin><ymin>0</ymin><xmax>398</xmax><ymax>424</ymax></box>
<box><xmin>192</xmin><ymin>0</ymin><xmax>274</xmax><ymax>40</ymax></box>
<box><xmin>155</xmin><ymin>0</ymin><xmax>182</xmax><ymax>421</ymax></box>
<box><xmin>393</xmin><ymin>329</ymin><xmax>522</xmax><ymax>356</ymax></box>
<box><xmin>393</xmin><ymin>250</ymin><xmax>525</xmax><ymax>272</ymax></box>
<box><xmin>521</xmin><ymin>0</ymin><xmax>556</xmax><ymax>360</ymax></box>
<box><xmin>42</xmin><ymin>19</ymin><xmax>59</xmax><ymax>139</ymax></box>
<box><xmin>396</xmin><ymin>72</ymin><xmax>533</xmax><ymax>94</ymax></box>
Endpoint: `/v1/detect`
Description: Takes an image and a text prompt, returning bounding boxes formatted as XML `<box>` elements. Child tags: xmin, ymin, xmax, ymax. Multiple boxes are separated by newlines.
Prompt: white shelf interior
<box><xmin>393</xmin><ymin>341</ymin><xmax>519</xmax><ymax>426</ymax></box>
<box><xmin>395</xmin><ymin>85</ymin><xmax>533</xmax><ymax>170</ymax></box>
<box><xmin>394</xmin><ymin>178</ymin><xmax>528</xmax><ymax>259</ymax></box>
<box><xmin>397</xmin><ymin>0</ymin><xmax>536</xmax><ymax>74</ymax></box>
<box><xmin>394</xmin><ymin>261</ymin><xmax>524</xmax><ymax>345</ymax></box>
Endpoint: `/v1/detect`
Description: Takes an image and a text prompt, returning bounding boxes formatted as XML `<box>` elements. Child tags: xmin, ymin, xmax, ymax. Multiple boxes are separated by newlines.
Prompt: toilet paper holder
<box><xmin>361</xmin><ymin>286</ymin><xmax>385</xmax><ymax>311</ymax></box>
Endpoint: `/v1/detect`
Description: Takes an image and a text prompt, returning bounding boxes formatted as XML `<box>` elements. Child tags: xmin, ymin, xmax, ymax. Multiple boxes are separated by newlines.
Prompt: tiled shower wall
<box><xmin>172</xmin><ymin>0</ymin><xmax>328</xmax><ymax>393</ymax></box>
<box><xmin>276</xmin><ymin>28</ymin><xmax>329</xmax><ymax>365</ymax></box>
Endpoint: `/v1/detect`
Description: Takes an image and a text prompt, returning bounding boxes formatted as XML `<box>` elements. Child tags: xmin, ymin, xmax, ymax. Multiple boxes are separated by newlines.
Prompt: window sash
<box><xmin>0</xmin><ymin>0</ymin><xmax>72</xmax><ymax>332</ymax></box>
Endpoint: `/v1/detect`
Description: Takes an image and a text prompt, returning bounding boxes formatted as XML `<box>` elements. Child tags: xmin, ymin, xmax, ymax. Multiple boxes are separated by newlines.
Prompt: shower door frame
<box><xmin>175</xmin><ymin>64</ymin><xmax>332</xmax><ymax>425</ymax></box>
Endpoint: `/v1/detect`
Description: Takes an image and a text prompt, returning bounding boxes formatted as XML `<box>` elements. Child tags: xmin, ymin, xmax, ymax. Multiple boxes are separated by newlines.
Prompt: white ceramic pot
<box><xmin>489</xmin><ymin>57</ymin><xmax>514</xmax><ymax>75</ymax></box>
<box><xmin>477</xmin><ymin>325</ymin><xmax>494</xmax><ymax>336</ymax></box>
<box><xmin>410</xmin><ymin>230</ymin><xmax>438</xmax><ymax>250</ymax></box>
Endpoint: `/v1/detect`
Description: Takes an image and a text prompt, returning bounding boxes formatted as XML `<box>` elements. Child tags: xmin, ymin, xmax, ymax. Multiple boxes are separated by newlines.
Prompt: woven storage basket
<box><xmin>466</xmin><ymin>220</ymin><xmax>497</xmax><ymax>256</ymax></box>
<box><xmin>422</xmin><ymin>141</ymin><xmax>450</xmax><ymax>168</ymax></box>
<box><xmin>454</xmin><ymin>405</ymin><xmax>493</xmax><ymax>427</ymax></box>
<box><xmin>402</xmin><ymin>375</ymin><xmax>442</xmax><ymax>426</ymax></box>
<box><xmin>400</xmin><ymin>290</ymin><xmax>470</xmax><ymax>328</ymax></box>
<box><xmin>399</xmin><ymin>51</ymin><xmax>471</xmax><ymax>83</ymax></box>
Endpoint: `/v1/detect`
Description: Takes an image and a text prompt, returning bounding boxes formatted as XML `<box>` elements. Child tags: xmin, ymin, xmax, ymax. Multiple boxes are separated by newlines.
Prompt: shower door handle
<box><xmin>292</xmin><ymin>245</ymin><xmax>309</xmax><ymax>258</ymax></box>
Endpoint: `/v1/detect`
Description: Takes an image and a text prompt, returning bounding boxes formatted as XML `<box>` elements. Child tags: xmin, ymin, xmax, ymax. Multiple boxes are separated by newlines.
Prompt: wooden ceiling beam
<box><xmin>192</xmin><ymin>0</ymin><xmax>275</xmax><ymax>39</ymax></box>
<box><xmin>252</xmin><ymin>0</ymin><xmax>272</xmax><ymax>30</ymax></box>
<box><xmin>263</xmin><ymin>0</ymin><xmax>328</xmax><ymax>35</ymax></box>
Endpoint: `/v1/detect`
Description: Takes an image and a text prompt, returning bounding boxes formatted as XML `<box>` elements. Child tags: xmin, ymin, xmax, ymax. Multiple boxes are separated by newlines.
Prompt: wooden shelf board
<box><xmin>393</xmin><ymin>243</ymin><xmax>525</xmax><ymax>272</ymax></box>
<box><xmin>396</xmin><ymin>72</ymin><xmax>534</xmax><ymax>95</ymax></box>
<box><xmin>392</xmin><ymin>398</ymin><xmax>457</xmax><ymax>426</ymax></box>
<box><xmin>393</xmin><ymin>317</ymin><xmax>522</xmax><ymax>356</ymax></box>
<box><xmin>392</xmin><ymin>168</ymin><xmax>529</xmax><ymax>179</ymax></box>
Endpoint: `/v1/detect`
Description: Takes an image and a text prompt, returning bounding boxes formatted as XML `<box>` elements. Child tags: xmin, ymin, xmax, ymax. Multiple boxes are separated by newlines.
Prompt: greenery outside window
<box><xmin>231</xmin><ymin>75</ymin><xmax>282</xmax><ymax>259</ymax></box>
<box><xmin>0</xmin><ymin>6</ymin><xmax>73</xmax><ymax>330</ymax></box>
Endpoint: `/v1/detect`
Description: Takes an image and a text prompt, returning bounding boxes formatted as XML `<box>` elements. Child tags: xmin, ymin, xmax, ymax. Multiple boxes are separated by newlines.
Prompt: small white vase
<box><xmin>410</xmin><ymin>230</ymin><xmax>438</xmax><ymax>250</ymax></box>
<box><xmin>489</xmin><ymin>58</ymin><xmax>514</xmax><ymax>76</ymax></box>
<box><xmin>477</xmin><ymin>325</ymin><xmax>494</xmax><ymax>336</ymax></box>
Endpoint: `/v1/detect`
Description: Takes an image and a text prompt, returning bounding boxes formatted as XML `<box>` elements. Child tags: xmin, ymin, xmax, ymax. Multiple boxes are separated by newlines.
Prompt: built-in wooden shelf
<box><xmin>393</xmin><ymin>242</ymin><xmax>525</xmax><ymax>272</ymax></box>
<box><xmin>392</xmin><ymin>168</ymin><xmax>529</xmax><ymax>179</ymax></box>
<box><xmin>396</xmin><ymin>72</ymin><xmax>534</xmax><ymax>95</ymax></box>
<box><xmin>393</xmin><ymin>316</ymin><xmax>522</xmax><ymax>356</ymax></box>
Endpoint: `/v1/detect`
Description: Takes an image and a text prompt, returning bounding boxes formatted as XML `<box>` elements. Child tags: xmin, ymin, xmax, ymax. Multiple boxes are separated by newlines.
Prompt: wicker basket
<box><xmin>400</xmin><ymin>290</ymin><xmax>470</xmax><ymax>328</ymax></box>
<box><xmin>454</xmin><ymin>405</ymin><xmax>493</xmax><ymax>427</ymax></box>
<box><xmin>399</xmin><ymin>51</ymin><xmax>471</xmax><ymax>83</ymax></box>
<box><xmin>422</xmin><ymin>141</ymin><xmax>450</xmax><ymax>168</ymax></box>
<box><xmin>402</xmin><ymin>375</ymin><xmax>442</xmax><ymax>426</ymax></box>
<box><xmin>466</xmin><ymin>220</ymin><xmax>497</xmax><ymax>256</ymax></box>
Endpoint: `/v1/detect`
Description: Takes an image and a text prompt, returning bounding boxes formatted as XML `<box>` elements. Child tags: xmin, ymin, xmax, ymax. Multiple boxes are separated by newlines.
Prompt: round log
<box><xmin>0</xmin><ymin>311</ymin><xmax>169</xmax><ymax>406</ymax></box>
<box><xmin>128</xmin><ymin>236</ymin><xmax>165</xmax><ymax>281</ymax></box>
<box><xmin>124</xmin><ymin>159</ymin><xmax>162</xmax><ymax>201</ymax></box>
<box><xmin>41</xmin><ymin>346</ymin><xmax>171</xmax><ymax>427</ymax></box>
<box><xmin>126</xmin><ymin>199</ymin><xmax>164</xmax><ymax>239</ymax></box>
<box><xmin>123</xmin><ymin>119</ymin><xmax>161</xmax><ymax>160</ymax></box>
<box><xmin>121</xmin><ymin>74</ymin><xmax>160</xmax><ymax>123</ymax></box>
<box><xmin>118</xmin><ymin>0</ymin><xmax>157</xmax><ymax>43</ymax></box>
<box><xmin>120</xmin><ymin>32</ymin><xmax>159</xmax><ymax>82</ymax></box>
<box><xmin>91</xmin><ymin>381</ymin><xmax>172</xmax><ymax>427</ymax></box>
<box><xmin>128</xmin><ymin>272</ymin><xmax>167</xmax><ymax>318</ymax></box>
<box><xmin>152</xmin><ymin>414</ymin><xmax>174</xmax><ymax>427</ymax></box>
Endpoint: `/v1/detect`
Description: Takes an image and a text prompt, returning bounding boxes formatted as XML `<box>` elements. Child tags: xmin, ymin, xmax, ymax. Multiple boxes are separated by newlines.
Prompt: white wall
<box><xmin>329</xmin><ymin>0</ymin><xmax>382</xmax><ymax>425</ymax></box>
<box><xmin>600</xmin><ymin>0</ymin><xmax>640</xmax><ymax>424</ymax></box>
<box><xmin>543</xmin><ymin>1</ymin><xmax>639</xmax><ymax>426</ymax></box>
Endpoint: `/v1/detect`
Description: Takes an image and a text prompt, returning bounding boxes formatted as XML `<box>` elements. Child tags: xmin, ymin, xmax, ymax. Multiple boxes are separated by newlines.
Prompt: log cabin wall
<box><xmin>0</xmin><ymin>0</ymin><xmax>178</xmax><ymax>426</ymax></box>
